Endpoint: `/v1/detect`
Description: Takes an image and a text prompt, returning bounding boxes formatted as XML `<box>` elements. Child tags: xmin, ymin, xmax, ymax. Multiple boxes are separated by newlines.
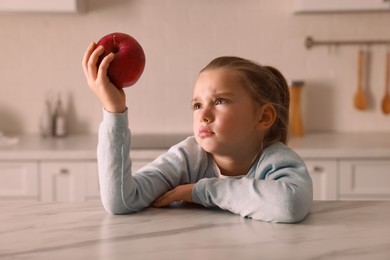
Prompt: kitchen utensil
<box><xmin>354</xmin><ymin>49</ymin><xmax>367</xmax><ymax>111</ymax></box>
<box><xmin>381</xmin><ymin>51</ymin><xmax>390</xmax><ymax>114</ymax></box>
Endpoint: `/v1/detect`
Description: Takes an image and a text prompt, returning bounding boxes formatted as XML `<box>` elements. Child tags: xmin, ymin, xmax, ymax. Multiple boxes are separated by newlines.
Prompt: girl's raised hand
<box><xmin>82</xmin><ymin>42</ymin><xmax>126</xmax><ymax>113</ymax></box>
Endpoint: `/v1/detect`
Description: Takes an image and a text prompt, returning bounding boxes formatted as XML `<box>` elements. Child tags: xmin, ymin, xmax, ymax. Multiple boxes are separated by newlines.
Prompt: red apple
<box><xmin>95</xmin><ymin>32</ymin><xmax>145</xmax><ymax>88</ymax></box>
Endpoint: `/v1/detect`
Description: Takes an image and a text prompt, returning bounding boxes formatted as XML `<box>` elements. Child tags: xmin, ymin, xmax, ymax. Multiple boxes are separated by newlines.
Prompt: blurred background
<box><xmin>0</xmin><ymin>0</ymin><xmax>390</xmax><ymax>136</ymax></box>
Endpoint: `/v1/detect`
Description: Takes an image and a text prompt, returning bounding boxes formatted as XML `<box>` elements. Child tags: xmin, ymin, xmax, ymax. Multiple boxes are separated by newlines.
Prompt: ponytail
<box><xmin>264</xmin><ymin>66</ymin><xmax>290</xmax><ymax>145</ymax></box>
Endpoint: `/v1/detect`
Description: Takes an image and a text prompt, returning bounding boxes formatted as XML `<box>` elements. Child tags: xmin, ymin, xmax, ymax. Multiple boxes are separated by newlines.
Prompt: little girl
<box><xmin>82</xmin><ymin>43</ymin><xmax>313</xmax><ymax>223</ymax></box>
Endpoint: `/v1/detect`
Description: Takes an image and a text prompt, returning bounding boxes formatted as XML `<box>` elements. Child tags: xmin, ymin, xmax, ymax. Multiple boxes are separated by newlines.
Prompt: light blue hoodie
<box><xmin>98</xmin><ymin>109</ymin><xmax>313</xmax><ymax>223</ymax></box>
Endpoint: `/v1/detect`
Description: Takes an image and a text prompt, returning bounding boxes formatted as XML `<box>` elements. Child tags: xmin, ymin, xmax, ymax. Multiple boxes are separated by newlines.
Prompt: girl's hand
<box><xmin>82</xmin><ymin>42</ymin><xmax>126</xmax><ymax>113</ymax></box>
<box><xmin>152</xmin><ymin>184</ymin><xmax>194</xmax><ymax>207</ymax></box>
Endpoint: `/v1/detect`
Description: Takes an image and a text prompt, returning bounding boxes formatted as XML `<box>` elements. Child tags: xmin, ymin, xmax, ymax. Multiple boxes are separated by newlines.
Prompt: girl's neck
<box><xmin>212</xmin><ymin>148</ymin><xmax>261</xmax><ymax>177</ymax></box>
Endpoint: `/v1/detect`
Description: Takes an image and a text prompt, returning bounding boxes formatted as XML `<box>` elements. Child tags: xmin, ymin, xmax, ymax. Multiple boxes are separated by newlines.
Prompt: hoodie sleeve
<box><xmin>191</xmin><ymin>143</ymin><xmax>313</xmax><ymax>223</ymax></box>
<box><xmin>97</xmin><ymin>109</ymin><xmax>210</xmax><ymax>214</ymax></box>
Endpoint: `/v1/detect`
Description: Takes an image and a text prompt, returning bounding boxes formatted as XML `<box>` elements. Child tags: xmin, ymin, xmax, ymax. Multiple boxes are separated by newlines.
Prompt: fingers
<box><xmin>152</xmin><ymin>184</ymin><xmax>194</xmax><ymax>208</ymax></box>
<box><xmin>152</xmin><ymin>191</ymin><xmax>173</xmax><ymax>208</ymax></box>
<box><xmin>82</xmin><ymin>42</ymin><xmax>96</xmax><ymax>78</ymax></box>
<box><xmin>97</xmin><ymin>52</ymin><xmax>115</xmax><ymax>83</ymax></box>
<box><xmin>87</xmin><ymin>45</ymin><xmax>105</xmax><ymax>81</ymax></box>
<box><xmin>82</xmin><ymin>42</ymin><xmax>126</xmax><ymax>113</ymax></box>
<box><xmin>82</xmin><ymin>42</ymin><xmax>105</xmax><ymax>84</ymax></box>
<box><xmin>82</xmin><ymin>42</ymin><xmax>115</xmax><ymax>87</ymax></box>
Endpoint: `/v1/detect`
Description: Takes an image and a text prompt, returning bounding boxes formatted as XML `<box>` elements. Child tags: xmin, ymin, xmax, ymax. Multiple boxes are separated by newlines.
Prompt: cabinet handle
<box><xmin>59</xmin><ymin>168</ymin><xmax>69</xmax><ymax>174</ymax></box>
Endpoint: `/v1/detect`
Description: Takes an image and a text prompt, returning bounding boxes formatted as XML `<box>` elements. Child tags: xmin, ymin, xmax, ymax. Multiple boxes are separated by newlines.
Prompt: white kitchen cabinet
<box><xmin>304</xmin><ymin>158</ymin><xmax>390</xmax><ymax>201</ymax></box>
<box><xmin>304</xmin><ymin>159</ymin><xmax>338</xmax><ymax>200</ymax></box>
<box><xmin>1</xmin><ymin>134</ymin><xmax>390</xmax><ymax>202</ymax></box>
<box><xmin>0</xmin><ymin>162</ymin><xmax>39</xmax><ymax>201</ymax></box>
<box><xmin>0</xmin><ymin>135</ymin><xmax>170</xmax><ymax>202</ymax></box>
<box><xmin>38</xmin><ymin>151</ymin><xmax>164</xmax><ymax>202</ymax></box>
<box><xmin>339</xmin><ymin>160</ymin><xmax>390</xmax><ymax>200</ymax></box>
<box><xmin>85</xmin><ymin>162</ymin><xmax>100</xmax><ymax>201</ymax></box>
<box><xmin>0</xmin><ymin>161</ymin><xmax>100</xmax><ymax>202</ymax></box>
<box><xmin>0</xmin><ymin>153</ymin><xmax>163</xmax><ymax>202</ymax></box>
<box><xmin>40</xmin><ymin>161</ymin><xmax>90</xmax><ymax>202</ymax></box>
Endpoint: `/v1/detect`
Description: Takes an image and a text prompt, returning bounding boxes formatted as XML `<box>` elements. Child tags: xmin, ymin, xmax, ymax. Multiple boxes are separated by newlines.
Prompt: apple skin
<box><xmin>95</xmin><ymin>32</ymin><xmax>145</xmax><ymax>88</ymax></box>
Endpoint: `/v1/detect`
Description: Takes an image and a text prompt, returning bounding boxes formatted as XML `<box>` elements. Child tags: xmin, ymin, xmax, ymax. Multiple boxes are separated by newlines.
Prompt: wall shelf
<box><xmin>294</xmin><ymin>0</ymin><xmax>390</xmax><ymax>14</ymax></box>
<box><xmin>0</xmin><ymin>0</ymin><xmax>85</xmax><ymax>13</ymax></box>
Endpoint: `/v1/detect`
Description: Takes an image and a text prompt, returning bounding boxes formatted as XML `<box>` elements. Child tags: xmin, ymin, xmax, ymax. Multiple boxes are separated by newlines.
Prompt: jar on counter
<box><xmin>289</xmin><ymin>80</ymin><xmax>304</xmax><ymax>137</ymax></box>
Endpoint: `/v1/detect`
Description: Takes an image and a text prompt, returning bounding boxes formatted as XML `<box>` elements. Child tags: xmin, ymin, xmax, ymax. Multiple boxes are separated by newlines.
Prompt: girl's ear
<box><xmin>256</xmin><ymin>104</ymin><xmax>277</xmax><ymax>131</ymax></box>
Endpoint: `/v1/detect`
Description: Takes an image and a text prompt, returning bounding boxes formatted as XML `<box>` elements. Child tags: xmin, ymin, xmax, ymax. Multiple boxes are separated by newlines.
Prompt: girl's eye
<box><xmin>192</xmin><ymin>103</ymin><xmax>202</xmax><ymax>110</ymax></box>
<box><xmin>215</xmin><ymin>98</ymin><xmax>226</xmax><ymax>105</ymax></box>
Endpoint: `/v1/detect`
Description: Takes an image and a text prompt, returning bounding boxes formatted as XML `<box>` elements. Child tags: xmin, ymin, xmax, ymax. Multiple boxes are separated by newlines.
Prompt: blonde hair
<box><xmin>200</xmin><ymin>56</ymin><xmax>290</xmax><ymax>147</ymax></box>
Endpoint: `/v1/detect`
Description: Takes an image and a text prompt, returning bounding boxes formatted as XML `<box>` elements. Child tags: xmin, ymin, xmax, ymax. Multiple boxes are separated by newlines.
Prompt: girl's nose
<box><xmin>199</xmin><ymin>106</ymin><xmax>214</xmax><ymax>123</ymax></box>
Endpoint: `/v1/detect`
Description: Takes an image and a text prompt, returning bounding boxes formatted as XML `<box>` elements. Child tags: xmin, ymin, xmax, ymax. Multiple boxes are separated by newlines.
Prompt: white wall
<box><xmin>0</xmin><ymin>0</ymin><xmax>389</xmax><ymax>135</ymax></box>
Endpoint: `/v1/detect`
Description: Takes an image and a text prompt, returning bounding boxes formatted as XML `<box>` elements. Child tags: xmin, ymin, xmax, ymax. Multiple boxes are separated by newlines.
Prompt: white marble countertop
<box><xmin>1</xmin><ymin>132</ymin><xmax>390</xmax><ymax>160</ymax></box>
<box><xmin>1</xmin><ymin>201</ymin><xmax>389</xmax><ymax>259</ymax></box>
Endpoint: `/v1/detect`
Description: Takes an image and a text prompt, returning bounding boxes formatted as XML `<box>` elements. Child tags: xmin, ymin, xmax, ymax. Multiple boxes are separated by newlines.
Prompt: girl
<box><xmin>82</xmin><ymin>43</ymin><xmax>313</xmax><ymax>223</ymax></box>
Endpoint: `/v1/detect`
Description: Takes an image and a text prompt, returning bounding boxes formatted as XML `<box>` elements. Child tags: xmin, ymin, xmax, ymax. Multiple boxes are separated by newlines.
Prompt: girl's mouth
<box><xmin>198</xmin><ymin>127</ymin><xmax>215</xmax><ymax>138</ymax></box>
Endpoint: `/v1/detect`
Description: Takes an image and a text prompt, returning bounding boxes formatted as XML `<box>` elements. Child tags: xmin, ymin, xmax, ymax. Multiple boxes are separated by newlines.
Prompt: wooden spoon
<box><xmin>381</xmin><ymin>51</ymin><xmax>390</xmax><ymax>114</ymax></box>
<box><xmin>354</xmin><ymin>49</ymin><xmax>367</xmax><ymax>111</ymax></box>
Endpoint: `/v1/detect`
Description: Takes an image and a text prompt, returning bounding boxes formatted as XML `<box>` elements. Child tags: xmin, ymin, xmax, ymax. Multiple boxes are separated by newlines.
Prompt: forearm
<box><xmin>192</xmin><ymin>177</ymin><xmax>312</xmax><ymax>223</ymax></box>
<box><xmin>97</xmin><ymin>109</ymin><xmax>138</xmax><ymax>214</ymax></box>
<box><xmin>191</xmin><ymin>142</ymin><xmax>314</xmax><ymax>223</ymax></box>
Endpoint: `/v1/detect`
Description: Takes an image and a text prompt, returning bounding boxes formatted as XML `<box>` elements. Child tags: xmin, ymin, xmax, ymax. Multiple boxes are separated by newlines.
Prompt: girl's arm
<box><xmin>191</xmin><ymin>144</ymin><xmax>313</xmax><ymax>223</ymax></box>
<box><xmin>98</xmin><ymin>110</ymin><xmax>210</xmax><ymax>214</ymax></box>
<box><xmin>83</xmin><ymin>42</ymin><xmax>208</xmax><ymax>214</ymax></box>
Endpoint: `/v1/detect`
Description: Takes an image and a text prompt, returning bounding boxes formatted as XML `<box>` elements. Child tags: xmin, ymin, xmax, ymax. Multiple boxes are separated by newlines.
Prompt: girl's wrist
<box><xmin>104</xmin><ymin>106</ymin><xmax>127</xmax><ymax>114</ymax></box>
<box><xmin>103</xmin><ymin>102</ymin><xmax>127</xmax><ymax>113</ymax></box>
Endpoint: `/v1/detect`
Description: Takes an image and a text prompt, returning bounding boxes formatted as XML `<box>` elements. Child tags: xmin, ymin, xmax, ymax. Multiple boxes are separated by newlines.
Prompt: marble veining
<box><xmin>1</xmin><ymin>201</ymin><xmax>390</xmax><ymax>259</ymax></box>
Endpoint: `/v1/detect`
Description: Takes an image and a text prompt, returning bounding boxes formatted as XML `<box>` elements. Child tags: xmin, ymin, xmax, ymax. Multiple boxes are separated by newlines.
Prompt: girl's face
<box><xmin>192</xmin><ymin>68</ymin><xmax>263</xmax><ymax>156</ymax></box>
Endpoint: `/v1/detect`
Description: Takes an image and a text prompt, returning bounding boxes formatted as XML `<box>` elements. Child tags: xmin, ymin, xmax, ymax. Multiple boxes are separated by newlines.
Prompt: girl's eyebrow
<box><xmin>213</xmin><ymin>91</ymin><xmax>235</xmax><ymax>97</ymax></box>
<box><xmin>192</xmin><ymin>92</ymin><xmax>235</xmax><ymax>102</ymax></box>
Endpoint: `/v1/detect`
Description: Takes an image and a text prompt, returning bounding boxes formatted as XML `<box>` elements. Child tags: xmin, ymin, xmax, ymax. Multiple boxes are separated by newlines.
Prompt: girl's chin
<box><xmin>196</xmin><ymin>139</ymin><xmax>222</xmax><ymax>154</ymax></box>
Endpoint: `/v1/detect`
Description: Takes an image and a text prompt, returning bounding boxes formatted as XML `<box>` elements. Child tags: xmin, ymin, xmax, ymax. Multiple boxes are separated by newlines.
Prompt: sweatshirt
<box><xmin>97</xmin><ymin>109</ymin><xmax>313</xmax><ymax>223</ymax></box>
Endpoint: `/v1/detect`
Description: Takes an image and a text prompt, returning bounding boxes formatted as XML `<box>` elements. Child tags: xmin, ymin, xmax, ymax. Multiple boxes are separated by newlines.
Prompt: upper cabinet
<box><xmin>0</xmin><ymin>0</ymin><xmax>85</xmax><ymax>13</ymax></box>
<box><xmin>293</xmin><ymin>0</ymin><xmax>390</xmax><ymax>14</ymax></box>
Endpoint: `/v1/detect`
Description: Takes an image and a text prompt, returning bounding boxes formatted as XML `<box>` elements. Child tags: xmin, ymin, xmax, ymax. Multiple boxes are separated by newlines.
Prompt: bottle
<box><xmin>290</xmin><ymin>80</ymin><xmax>304</xmax><ymax>137</ymax></box>
<box><xmin>39</xmin><ymin>99</ymin><xmax>53</xmax><ymax>138</ymax></box>
<box><xmin>53</xmin><ymin>95</ymin><xmax>67</xmax><ymax>137</ymax></box>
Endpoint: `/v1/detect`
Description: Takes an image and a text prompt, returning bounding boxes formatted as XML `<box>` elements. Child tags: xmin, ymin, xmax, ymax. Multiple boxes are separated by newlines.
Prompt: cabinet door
<box><xmin>340</xmin><ymin>160</ymin><xmax>390</xmax><ymax>200</ymax></box>
<box><xmin>304</xmin><ymin>160</ymin><xmax>338</xmax><ymax>200</ymax></box>
<box><xmin>40</xmin><ymin>162</ymin><xmax>87</xmax><ymax>202</ymax></box>
<box><xmin>0</xmin><ymin>162</ymin><xmax>39</xmax><ymax>201</ymax></box>
<box><xmin>85</xmin><ymin>161</ymin><xmax>100</xmax><ymax>200</ymax></box>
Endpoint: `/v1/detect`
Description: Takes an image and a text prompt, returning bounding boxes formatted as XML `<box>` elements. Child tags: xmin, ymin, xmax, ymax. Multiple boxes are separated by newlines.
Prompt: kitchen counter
<box><xmin>288</xmin><ymin>132</ymin><xmax>390</xmax><ymax>158</ymax></box>
<box><xmin>1</xmin><ymin>201</ymin><xmax>389</xmax><ymax>259</ymax></box>
<box><xmin>0</xmin><ymin>134</ymin><xmax>187</xmax><ymax>160</ymax></box>
<box><xmin>1</xmin><ymin>132</ymin><xmax>390</xmax><ymax>160</ymax></box>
